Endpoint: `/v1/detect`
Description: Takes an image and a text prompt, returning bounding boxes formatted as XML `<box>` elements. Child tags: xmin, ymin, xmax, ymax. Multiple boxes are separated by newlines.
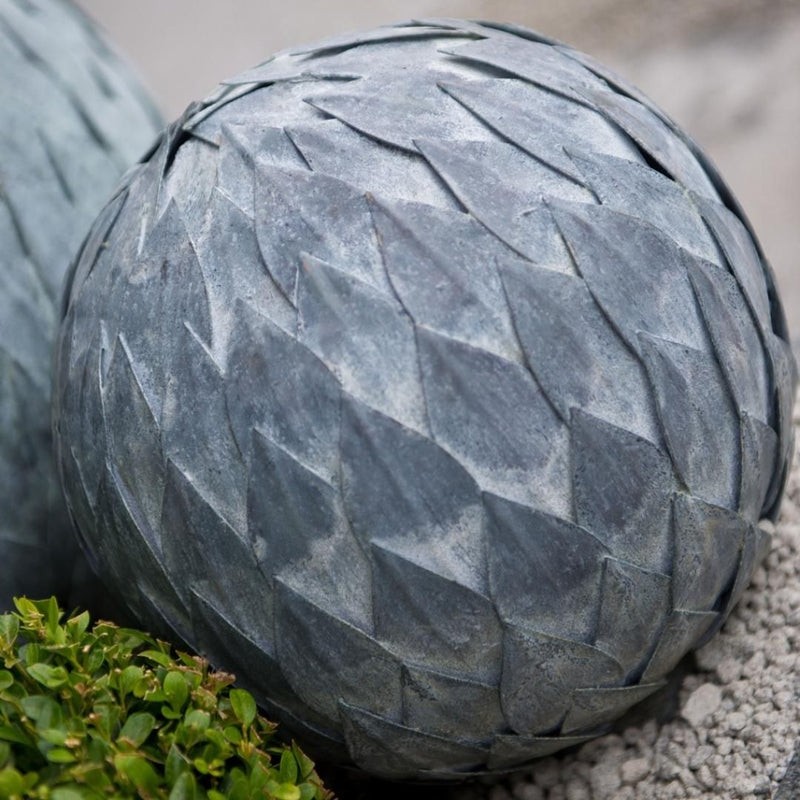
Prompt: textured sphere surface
<box><xmin>0</xmin><ymin>0</ymin><xmax>162</xmax><ymax>608</ymax></box>
<box><xmin>55</xmin><ymin>19</ymin><xmax>795</xmax><ymax>779</ymax></box>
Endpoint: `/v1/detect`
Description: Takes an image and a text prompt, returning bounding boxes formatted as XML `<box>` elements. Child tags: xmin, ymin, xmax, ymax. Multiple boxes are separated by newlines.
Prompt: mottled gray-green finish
<box><xmin>0</xmin><ymin>0</ymin><xmax>161</xmax><ymax>609</ymax></box>
<box><xmin>54</xmin><ymin>19</ymin><xmax>794</xmax><ymax>779</ymax></box>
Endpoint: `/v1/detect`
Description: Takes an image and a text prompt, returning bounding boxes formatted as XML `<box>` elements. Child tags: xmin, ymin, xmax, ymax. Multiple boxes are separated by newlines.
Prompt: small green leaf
<box><xmin>118</xmin><ymin>712</ymin><xmax>156</xmax><ymax>748</ymax></box>
<box><xmin>51</xmin><ymin>788</ymin><xmax>88</xmax><ymax>800</ymax></box>
<box><xmin>279</xmin><ymin>750</ymin><xmax>298</xmax><ymax>785</ymax></box>
<box><xmin>0</xmin><ymin>725</ymin><xmax>34</xmax><ymax>748</ymax></box>
<box><xmin>39</xmin><ymin>728</ymin><xmax>68</xmax><ymax>746</ymax></box>
<box><xmin>168</xmin><ymin>771</ymin><xmax>197</xmax><ymax>800</ymax></box>
<box><xmin>21</xmin><ymin>695</ymin><xmax>62</xmax><ymax>727</ymax></box>
<box><xmin>46</xmin><ymin>747</ymin><xmax>77</xmax><ymax>764</ymax></box>
<box><xmin>139</xmin><ymin>649</ymin><xmax>172</xmax><ymax>668</ymax></box>
<box><xmin>163</xmin><ymin>671</ymin><xmax>189</xmax><ymax>712</ymax></box>
<box><xmin>165</xmin><ymin>744</ymin><xmax>187</xmax><ymax>787</ymax></box>
<box><xmin>203</xmin><ymin>728</ymin><xmax>228</xmax><ymax>751</ymax></box>
<box><xmin>119</xmin><ymin>665</ymin><xmax>144</xmax><ymax>697</ymax></box>
<box><xmin>191</xmin><ymin>757</ymin><xmax>209</xmax><ymax>775</ymax></box>
<box><xmin>67</xmin><ymin>610</ymin><xmax>91</xmax><ymax>639</ymax></box>
<box><xmin>114</xmin><ymin>754</ymin><xmax>160</xmax><ymax>793</ymax></box>
<box><xmin>85</xmin><ymin>647</ymin><xmax>104</xmax><ymax>674</ymax></box>
<box><xmin>267</xmin><ymin>781</ymin><xmax>301</xmax><ymax>800</ymax></box>
<box><xmin>298</xmin><ymin>783</ymin><xmax>317</xmax><ymax>800</ymax></box>
<box><xmin>229</xmin><ymin>689</ymin><xmax>256</xmax><ymax>727</ymax></box>
<box><xmin>45</xmin><ymin>596</ymin><xmax>62</xmax><ymax>638</ymax></box>
<box><xmin>0</xmin><ymin>767</ymin><xmax>24</xmax><ymax>797</ymax></box>
<box><xmin>184</xmin><ymin>710</ymin><xmax>210</xmax><ymax>732</ymax></box>
<box><xmin>223</xmin><ymin>726</ymin><xmax>242</xmax><ymax>744</ymax></box>
<box><xmin>0</xmin><ymin>672</ymin><xmax>13</xmax><ymax>692</ymax></box>
<box><xmin>161</xmin><ymin>706</ymin><xmax>182</xmax><ymax>720</ymax></box>
<box><xmin>27</xmin><ymin>663</ymin><xmax>69</xmax><ymax>689</ymax></box>
<box><xmin>207</xmin><ymin>792</ymin><xmax>227</xmax><ymax>800</ymax></box>
<box><xmin>299</xmin><ymin>785</ymin><xmax>317</xmax><ymax>800</ymax></box>
<box><xmin>291</xmin><ymin>742</ymin><xmax>315</xmax><ymax>781</ymax></box>
<box><xmin>0</xmin><ymin>616</ymin><xmax>18</xmax><ymax>647</ymax></box>
<box><xmin>249</xmin><ymin>763</ymin><xmax>269</xmax><ymax>793</ymax></box>
<box><xmin>12</xmin><ymin>597</ymin><xmax>38</xmax><ymax>619</ymax></box>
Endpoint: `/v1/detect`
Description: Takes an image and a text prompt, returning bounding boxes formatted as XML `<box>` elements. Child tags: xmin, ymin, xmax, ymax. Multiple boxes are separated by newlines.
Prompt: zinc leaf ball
<box><xmin>54</xmin><ymin>19</ymin><xmax>795</xmax><ymax>779</ymax></box>
<box><xmin>0</xmin><ymin>0</ymin><xmax>162</xmax><ymax>609</ymax></box>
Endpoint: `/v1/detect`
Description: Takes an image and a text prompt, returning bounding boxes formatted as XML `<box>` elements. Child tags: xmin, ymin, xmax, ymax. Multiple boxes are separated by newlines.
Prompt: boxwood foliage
<box><xmin>0</xmin><ymin>598</ymin><xmax>332</xmax><ymax>800</ymax></box>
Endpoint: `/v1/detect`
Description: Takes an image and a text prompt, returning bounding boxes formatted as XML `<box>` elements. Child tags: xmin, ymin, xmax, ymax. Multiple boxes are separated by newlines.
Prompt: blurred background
<box><xmin>75</xmin><ymin>0</ymin><xmax>799</xmax><ymax>342</ymax></box>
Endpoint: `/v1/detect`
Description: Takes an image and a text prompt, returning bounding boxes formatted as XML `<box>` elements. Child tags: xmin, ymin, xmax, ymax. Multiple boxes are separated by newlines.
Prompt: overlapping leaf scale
<box><xmin>369</xmin><ymin>196</ymin><xmax>524</xmax><ymax>363</ymax></box>
<box><xmin>561</xmin><ymin>682</ymin><xmax>666</xmax><ymax>735</ymax></box>
<box><xmin>764</xmin><ymin>332</ymin><xmax>796</xmax><ymax>511</ymax></box>
<box><xmin>567</xmin><ymin>150</ymin><xmax>724</xmax><ymax>265</ymax></box>
<box><xmin>193</xmin><ymin>187</ymin><xmax>296</xmax><ymax>363</ymax></box>
<box><xmin>739</xmin><ymin>412</ymin><xmax>780</xmax><ymax>521</ymax></box>
<box><xmin>575</xmin><ymin>85</ymin><xmax>721</xmax><ymax>200</ymax></box>
<box><xmin>248</xmin><ymin>428</ymin><xmax>372</xmax><ymax>631</ymax></box>
<box><xmin>94</xmin><ymin>463</ymin><xmax>187</xmax><ymax>637</ymax></box>
<box><xmin>304</xmin><ymin>72</ymin><xmax>497</xmax><ymax>154</ymax></box>
<box><xmin>488</xmin><ymin>733</ymin><xmax>597</xmax><ymax>772</ymax></box>
<box><xmin>419</xmin><ymin>327</ymin><xmax>572</xmax><ymax>517</ymax></box>
<box><xmin>371</xmin><ymin>541</ymin><xmax>502</xmax><ymax>683</ymax></box>
<box><xmin>440</xmin><ymin>34</ymin><xmax>608</xmax><ymax>104</ymax></box>
<box><xmin>340</xmin><ymin>396</ymin><xmax>486</xmax><ymax>592</ymax></box>
<box><xmin>161</xmin><ymin>325</ymin><xmax>247</xmax><ymax>534</ymax></box>
<box><xmin>417</xmin><ymin>137</ymin><xmax>590</xmax><ymax>269</ymax></box>
<box><xmin>439</xmin><ymin>77</ymin><xmax>641</xmax><ymax>181</ymax></box>
<box><xmin>499</xmin><ymin>260</ymin><xmax>659</xmax><ymax>442</ymax></box>
<box><xmin>102</xmin><ymin>335</ymin><xmax>165</xmax><ymax>546</ymax></box>
<box><xmin>687</xmin><ymin>256</ymin><xmax>771</xmax><ymax>426</ymax></box>
<box><xmin>671</xmin><ymin>495</ymin><xmax>747</xmax><ymax>612</ymax></box>
<box><xmin>639</xmin><ymin>332</ymin><xmax>740</xmax><ymax>508</ymax></box>
<box><xmin>113</xmin><ymin>200</ymin><xmax>213</xmax><ymax>421</ymax></box>
<box><xmin>255</xmin><ymin>163</ymin><xmax>387</xmax><ymax>299</ymax></box>
<box><xmin>226</xmin><ymin>301</ymin><xmax>340</xmax><ymax>482</ymax></box>
<box><xmin>401</xmin><ymin>665</ymin><xmax>506</xmax><ymax>742</ymax></box>
<box><xmin>275</xmin><ymin>581</ymin><xmax>403</xmax><ymax>725</ymax></box>
<box><xmin>188</xmin><ymin>588</ymin><xmax>338</xmax><ymax>742</ymax></box>
<box><xmin>571</xmin><ymin>409</ymin><xmax>677</xmax><ymax>574</ymax></box>
<box><xmin>297</xmin><ymin>254</ymin><xmax>427</xmax><ymax>433</ymax></box>
<box><xmin>551</xmin><ymin>201</ymin><xmax>709</xmax><ymax>356</ymax></box>
<box><xmin>501</xmin><ymin>625</ymin><xmax>624</xmax><ymax>734</ymax></box>
<box><xmin>339</xmin><ymin>700</ymin><xmax>488</xmax><ymax>779</ymax></box>
<box><xmin>594</xmin><ymin>557</ymin><xmax>671</xmax><ymax>679</ymax></box>
<box><xmin>160</xmin><ymin>461</ymin><xmax>266</xmax><ymax>635</ymax></box>
<box><xmin>485</xmin><ymin>493</ymin><xmax>608</xmax><ymax>641</ymax></box>
<box><xmin>287</xmin><ymin>119</ymin><xmax>459</xmax><ymax>209</ymax></box>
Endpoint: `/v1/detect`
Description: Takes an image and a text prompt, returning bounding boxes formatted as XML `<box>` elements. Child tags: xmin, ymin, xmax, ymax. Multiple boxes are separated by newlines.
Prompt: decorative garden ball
<box><xmin>54</xmin><ymin>20</ymin><xmax>795</xmax><ymax>779</ymax></box>
<box><xmin>0</xmin><ymin>0</ymin><xmax>162</xmax><ymax>609</ymax></box>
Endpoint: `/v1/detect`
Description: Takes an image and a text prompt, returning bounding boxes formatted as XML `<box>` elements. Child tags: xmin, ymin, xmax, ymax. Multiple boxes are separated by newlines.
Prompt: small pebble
<box><xmin>681</xmin><ymin>683</ymin><xmax>722</xmax><ymax>728</ymax></box>
<box><xmin>588</xmin><ymin>762</ymin><xmax>621</xmax><ymax>798</ymax></box>
<box><xmin>620</xmin><ymin>757</ymin><xmax>650</xmax><ymax>785</ymax></box>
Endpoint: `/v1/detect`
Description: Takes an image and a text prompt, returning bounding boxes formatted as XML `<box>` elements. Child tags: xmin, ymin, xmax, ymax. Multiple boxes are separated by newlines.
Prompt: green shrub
<box><xmin>0</xmin><ymin>598</ymin><xmax>332</xmax><ymax>800</ymax></box>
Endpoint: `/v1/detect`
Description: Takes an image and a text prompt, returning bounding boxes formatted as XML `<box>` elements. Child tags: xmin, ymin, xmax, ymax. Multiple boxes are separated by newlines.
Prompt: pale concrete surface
<box><xmin>75</xmin><ymin>0</ymin><xmax>799</xmax><ymax>340</ymax></box>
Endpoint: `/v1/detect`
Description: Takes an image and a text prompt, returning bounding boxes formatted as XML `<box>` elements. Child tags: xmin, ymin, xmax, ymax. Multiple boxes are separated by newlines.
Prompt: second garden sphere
<box><xmin>0</xmin><ymin>0</ymin><xmax>161</xmax><ymax>609</ymax></box>
<box><xmin>55</xmin><ymin>20</ymin><xmax>795</xmax><ymax>779</ymax></box>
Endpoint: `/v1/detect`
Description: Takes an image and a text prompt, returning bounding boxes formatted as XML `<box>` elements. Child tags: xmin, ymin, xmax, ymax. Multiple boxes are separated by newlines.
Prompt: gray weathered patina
<box><xmin>53</xmin><ymin>19</ymin><xmax>795</xmax><ymax>779</ymax></box>
<box><xmin>0</xmin><ymin>0</ymin><xmax>162</xmax><ymax>609</ymax></box>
